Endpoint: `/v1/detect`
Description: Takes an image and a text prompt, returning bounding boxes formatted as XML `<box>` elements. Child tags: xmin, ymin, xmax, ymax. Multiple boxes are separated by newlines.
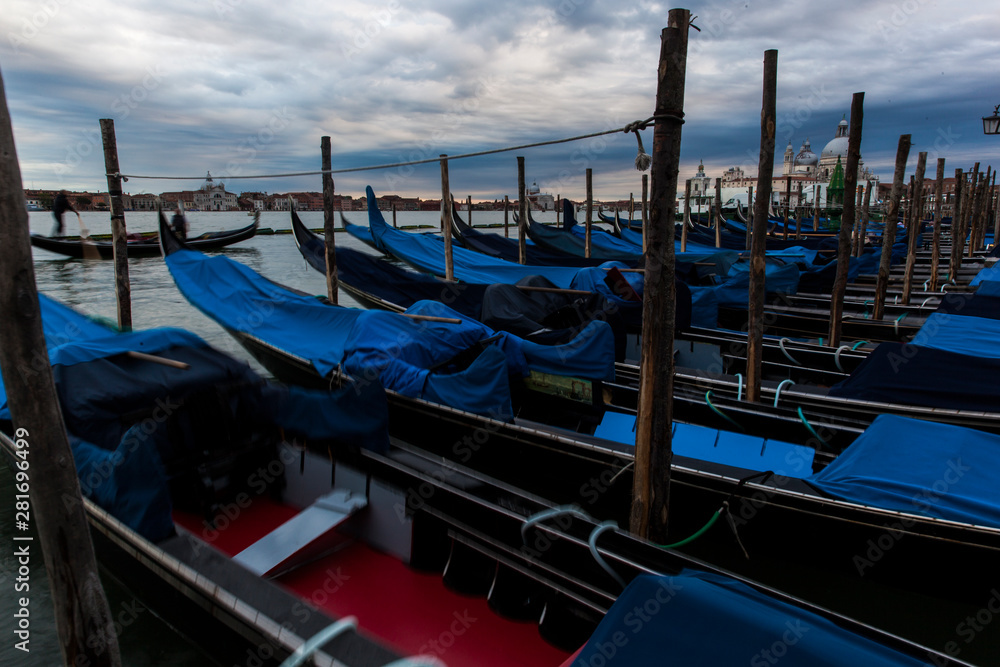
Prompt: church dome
<box><xmin>794</xmin><ymin>139</ymin><xmax>818</xmax><ymax>167</ymax></box>
<box><xmin>528</xmin><ymin>181</ymin><xmax>540</xmax><ymax>195</ymax></box>
<box><xmin>821</xmin><ymin>118</ymin><xmax>850</xmax><ymax>161</ymax></box>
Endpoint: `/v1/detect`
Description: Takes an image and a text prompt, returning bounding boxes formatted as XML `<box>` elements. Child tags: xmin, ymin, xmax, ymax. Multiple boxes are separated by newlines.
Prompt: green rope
<box><xmin>797</xmin><ymin>406</ymin><xmax>827</xmax><ymax>446</ymax></box>
<box><xmin>851</xmin><ymin>340</ymin><xmax>869</xmax><ymax>350</ymax></box>
<box><xmin>654</xmin><ymin>508</ymin><xmax>723</xmax><ymax>549</ymax></box>
<box><xmin>705</xmin><ymin>390</ymin><xmax>744</xmax><ymax>431</ymax></box>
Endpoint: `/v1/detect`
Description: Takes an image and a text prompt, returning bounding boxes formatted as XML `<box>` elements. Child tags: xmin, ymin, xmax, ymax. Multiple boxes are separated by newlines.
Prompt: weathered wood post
<box><xmin>642</xmin><ymin>173</ymin><xmax>649</xmax><ymax>252</ymax></box>
<box><xmin>858</xmin><ymin>181</ymin><xmax>873</xmax><ymax>256</ymax></box>
<box><xmin>990</xmin><ymin>171</ymin><xmax>998</xmax><ymax>250</ymax></box>
<box><xmin>631</xmin><ymin>11</ymin><xmax>688</xmax><ymax>542</ymax></box>
<box><xmin>796</xmin><ymin>181</ymin><xmax>804</xmax><ymax>240</ymax></box>
<box><xmin>949</xmin><ymin>169</ymin><xmax>965</xmax><ymax>283</ymax></box>
<box><xmin>556</xmin><ymin>193</ymin><xmax>561</xmax><ymax>226</ymax></box>
<box><xmin>828</xmin><ymin>92</ymin><xmax>864</xmax><ymax>347</ymax></box>
<box><xmin>99</xmin><ymin>119</ymin><xmax>132</xmax><ymax>330</ymax></box>
<box><xmin>391</xmin><ymin>202</ymin><xmax>397</xmax><ymax>228</ymax></box>
<box><xmin>746</xmin><ymin>185</ymin><xmax>753</xmax><ymax>250</ymax></box>
<box><xmin>585</xmin><ymin>167</ymin><xmax>593</xmax><ymax>259</ymax></box>
<box><xmin>503</xmin><ymin>195</ymin><xmax>509</xmax><ymax>238</ymax></box>
<box><xmin>440</xmin><ymin>155</ymin><xmax>454</xmax><ymax>281</ymax></box>
<box><xmin>517</xmin><ymin>156</ymin><xmax>527</xmax><ymax>265</ymax></box>
<box><xmin>714</xmin><ymin>177</ymin><xmax>722</xmax><ymax>248</ymax></box>
<box><xmin>930</xmin><ymin>158</ymin><xmax>946</xmax><ymax>291</ymax></box>
<box><xmin>973</xmin><ymin>167</ymin><xmax>991</xmax><ymax>251</ymax></box>
<box><xmin>851</xmin><ymin>185</ymin><xmax>863</xmax><ymax>257</ymax></box>
<box><xmin>963</xmin><ymin>164</ymin><xmax>980</xmax><ymax>259</ymax></box>
<box><xmin>783</xmin><ymin>176</ymin><xmax>791</xmax><ymax>240</ymax></box>
<box><xmin>3</xmin><ymin>73</ymin><xmax>122</xmax><ymax>667</ymax></box>
<box><xmin>467</xmin><ymin>195</ymin><xmax>473</xmax><ymax>226</ymax></box>
<box><xmin>872</xmin><ymin>135</ymin><xmax>911</xmax><ymax>321</ymax></box>
<box><xmin>901</xmin><ymin>151</ymin><xmax>927</xmax><ymax>305</ymax></box>
<box><xmin>681</xmin><ymin>178</ymin><xmax>691</xmax><ymax>253</ymax></box>
<box><xmin>813</xmin><ymin>184</ymin><xmax>820</xmax><ymax>232</ymax></box>
<box><xmin>745</xmin><ymin>49</ymin><xmax>778</xmax><ymax>404</ymax></box>
<box><xmin>629</xmin><ymin>192</ymin><xmax>635</xmax><ymax>222</ymax></box>
<box><xmin>321</xmin><ymin>136</ymin><xmax>338</xmax><ymax>304</ymax></box>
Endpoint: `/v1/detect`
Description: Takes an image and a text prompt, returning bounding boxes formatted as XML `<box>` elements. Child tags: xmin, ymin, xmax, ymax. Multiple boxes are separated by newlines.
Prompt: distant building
<box><xmin>527</xmin><ymin>182</ymin><xmax>555</xmax><ymax>211</ymax></box>
<box><xmin>193</xmin><ymin>172</ymin><xmax>238</xmax><ymax>211</ymax></box>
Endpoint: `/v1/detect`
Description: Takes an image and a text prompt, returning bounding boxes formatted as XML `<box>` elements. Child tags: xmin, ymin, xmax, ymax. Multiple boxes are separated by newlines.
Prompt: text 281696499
<box><xmin>11</xmin><ymin>427</ymin><xmax>31</xmax><ymax>654</ymax></box>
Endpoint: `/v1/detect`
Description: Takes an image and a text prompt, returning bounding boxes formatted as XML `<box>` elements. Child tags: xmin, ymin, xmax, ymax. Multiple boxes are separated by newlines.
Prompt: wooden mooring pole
<box><xmin>828</xmin><ymin>92</ymin><xmax>864</xmax><ymax>347</ymax></box>
<box><xmin>99</xmin><ymin>119</ymin><xmax>132</xmax><ymax>330</ymax></box>
<box><xmin>3</xmin><ymin>74</ymin><xmax>122</xmax><ymax>667</ymax></box>
<box><xmin>901</xmin><ymin>151</ymin><xmax>927</xmax><ymax>305</ymax></box>
<box><xmin>391</xmin><ymin>203</ymin><xmax>397</xmax><ymax>228</ymax></box>
<box><xmin>585</xmin><ymin>168</ymin><xmax>593</xmax><ymax>259</ymax></box>
<box><xmin>746</xmin><ymin>185</ymin><xmax>753</xmax><ymax>251</ymax></box>
<box><xmin>321</xmin><ymin>136</ymin><xmax>338</xmax><ymax>304</ymax></box>
<box><xmin>930</xmin><ymin>158</ymin><xmax>946</xmax><ymax>291</ymax></box>
<box><xmin>714</xmin><ymin>177</ymin><xmax>722</xmax><ymax>248</ymax></box>
<box><xmin>745</xmin><ymin>49</ymin><xmax>777</xmax><ymax>404</ymax></box>
<box><xmin>642</xmin><ymin>173</ymin><xmax>649</xmax><ymax>253</ymax></box>
<box><xmin>517</xmin><ymin>156</ymin><xmax>527</xmax><ymax>265</ymax></box>
<box><xmin>682</xmin><ymin>179</ymin><xmax>691</xmax><ymax>253</ymax></box>
<box><xmin>556</xmin><ymin>193</ymin><xmax>561</xmax><ymax>227</ymax></box>
<box><xmin>796</xmin><ymin>182</ymin><xmax>803</xmax><ymax>240</ymax></box>
<box><xmin>783</xmin><ymin>176</ymin><xmax>791</xmax><ymax>240</ymax></box>
<box><xmin>631</xmin><ymin>10</ymin><xmax>688</xmax><ymax>542</ymax></box>
<box><xmin>858</xmin><ymin>181</ymin><xmax>873</xmax><ymax>256</ymax></box>
<box><xmin>439</xmin><ymin>155</ymin><xmax>454</xmax><ymax>281</ymax></box>
<box><xmin>467</xmin><ymin>195</ymin><xmax>473</xmax><ymax>226</ymax></box>
<box><xmin>963</xmin><ymin>164</ymin><xmax>980</xmax><ymax>259</ymax></box>
<box><xmin>503</xmin><ymin>195</ymin><xmax>509</xmax><ymax>238</ymax></box>
<box><xmin>949</xmin><ymin>169</ymin><xmax>964</xmax><ymax>284</ymax></box>
<box><xmin>872</xmin><ymin>134</ymin><xmax>911</xmax><ymax>321</ymax></box>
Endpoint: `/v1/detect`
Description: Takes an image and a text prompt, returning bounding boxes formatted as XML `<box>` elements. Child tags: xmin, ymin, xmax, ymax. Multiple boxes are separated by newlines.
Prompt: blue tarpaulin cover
<box><xmin>970</xmin><ymin>262</ymin><xmax>1000</xmax><ymax>286</ymax></box>
<box><xmin>593</xmin><ymin>412</ymin><xmax>814</xmax><ymax>478</ymax></box>
<box><xmin>809</xmin><ymin>414</ymin><xmax>1000</xmax><ymax>528</ymax></box>
<box><xmin>935</xmin><ymin>282</ymin><xmax>1000</xmax><ymax>320</ymax></box>
<box><xmin>574</xmin><ymin>571</ymin><xmax>928</xmax><ymax>666</ymax></box>
<box><xmin>827</xmin><ymin>342</ymin><xmax>1000</xmax><ymax>412</ymax></box>
<box><xmin>911</xmin><ymin>312</ymin><xmax>1000</xmax><ymax>358</ymax></box>
<box><xmin>165</xmin><ymin>248</ymin><xmax>616</xmax><ymax>418</ymax></box>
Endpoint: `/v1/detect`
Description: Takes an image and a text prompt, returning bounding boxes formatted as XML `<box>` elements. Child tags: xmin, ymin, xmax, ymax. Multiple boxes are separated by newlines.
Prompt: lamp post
<box><xmin>983</xmin><ymin>104</ymin><xmax>1000</xmax><ymax>135</ymax></box>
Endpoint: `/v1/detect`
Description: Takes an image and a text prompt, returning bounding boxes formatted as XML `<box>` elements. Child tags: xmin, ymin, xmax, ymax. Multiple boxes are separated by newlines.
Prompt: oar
<box><xmin>126</xmin><ymin>350</ymin><xmax>191</xmax><ymax>369</ymax></box>
<box><xmin>402</xmin><ymin>313</ymin><xmax>462</xmax><ymax>324</ymax></box>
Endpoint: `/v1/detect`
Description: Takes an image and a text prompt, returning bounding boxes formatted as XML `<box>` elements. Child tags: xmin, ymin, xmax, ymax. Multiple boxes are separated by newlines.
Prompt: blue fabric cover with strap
<box><xmin>574</xmin><ymin>571</ymin><xmax>928</xmax><ymax>666</ymax></box>
<box><xmin>809</xmin><ymin>414</ymin><xmax>1000</xmax><ymax>528</ymax></box>
<box><xmin>910</xmin><ymin>312</ymin><xmax>1000</xmax><ymax>358</ymax></box>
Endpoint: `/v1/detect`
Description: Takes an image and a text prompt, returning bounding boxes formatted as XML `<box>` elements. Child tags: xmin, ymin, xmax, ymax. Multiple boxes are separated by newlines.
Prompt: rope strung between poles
<box><xmin>108</xmin><ymin>115</ymin><xmax>684</xmax><ymax>181</ymax></box>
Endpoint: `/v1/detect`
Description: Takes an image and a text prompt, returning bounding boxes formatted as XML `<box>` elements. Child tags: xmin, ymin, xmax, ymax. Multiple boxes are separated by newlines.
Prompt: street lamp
<box><xmin>983</xmin><ymin>104</ymin><xmax>1000</xmax><ymax>135</ymax></box>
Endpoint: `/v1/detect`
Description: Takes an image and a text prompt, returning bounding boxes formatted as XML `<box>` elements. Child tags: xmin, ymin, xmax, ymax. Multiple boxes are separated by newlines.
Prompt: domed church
<box><xmin>783</xmin><ymin>116</ymin><xmax>875</xmax><ymax>184</ymax></box>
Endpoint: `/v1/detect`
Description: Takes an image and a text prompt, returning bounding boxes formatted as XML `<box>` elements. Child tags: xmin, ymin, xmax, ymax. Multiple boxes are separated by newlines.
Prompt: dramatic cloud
<box><xmin>2</xmin><ymin>0</ymin><xmax>998</xmax><ymax>200</ymax></box>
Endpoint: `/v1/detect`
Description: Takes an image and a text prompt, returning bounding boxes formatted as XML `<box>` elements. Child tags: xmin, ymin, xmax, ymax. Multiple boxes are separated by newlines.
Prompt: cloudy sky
<box><xmin>2</xmin><ymin>0</ymin><xmax>999</xmax><ymax>202</ymax></box>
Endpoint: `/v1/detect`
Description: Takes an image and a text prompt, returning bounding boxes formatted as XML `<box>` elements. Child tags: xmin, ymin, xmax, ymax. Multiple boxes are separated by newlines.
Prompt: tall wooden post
<box><xmin>989</xmin><ymin>171</ymin><xmax>998</xmax><ymax>250</ymax></box>
<box><xmin>930</xmin><ymin>159</ymin><xmax>946</xmax><ymax>291</ymax></box>
<box><xmin>829</xmin><ymin>93</ymin><xmax>864</xmax><ymax>346</ymax></box>
<box><xmin>783</xmin><ymin>176</ymin><xmax>791</xmax><ymax>240</ymax></box>
<box><xmin>872</xmin><ymin>135</ymin><xmax>911</xmax><ymax>321</ymax></box>
<box><xmin>629</xmin><ymin>192</ymin><xmax>635</xmax><ymax>223</ymax></box>
<box><xmin>973</xmin><ymin>167</ymin><xmax>991</xmax><ymax>251</ymax></box>
<box><xmin>632</xmin><ymin>11</ymin><xmax>688</xmax><ymax>543</ymax></box>
<box><xmin>467</xmin><ymin>195</ymin><xmax>473</xmax><ymax>226</ymax></box>
<box><xmin>796</xmin><ymin>181</ymin><xmax>804</xmax><ymax>240</ymax></box>
<box><xmin>440</xmin><ymin>155</ymin><xmax>454</xmax><ymax>281</ymax></box>
<box><xmin>813</xmin><ymin>184</ymin><xmax>820</xmax><ymax>231</ymax></box>
<box><xmin>746</xmin><ymin>185</ymin><xmax>754</xmax><ymax>250</ymax></box>
<box><xmin>503</xmin><ymin>195</ymin><xmax>509</xmax><ymax>238</ymax></box>
<box><xmin>901</xmin><ymin>152</ymin><xmax>927</xmax><ymax>305</ymax></box>
<box><xmin>949</xmin><ymin>169</ymin><xmax>965</xmax><ymax>283</ymax></box>
<box><xmin>321</xmin><ymin>136</ymin><xmax>338</xmax><ymax>304</ymax></box>
<box><xmin>99</xmin><ymin>119</ymin><xmax>132</xmax><ymax>330</ymax></box>
<box><xmin>642</xmin><ymin>173</ymin><xmax>649</xmax><ymax>252</ymax></box>
<box><xmin>556</xmin><ymin>193</ymin><xmax>561</xmax><ymax>226</ymax></box>
<box><xmin>517</xmin><ymin>157</ymin><xmax>527</xmax><ymax>265</ymax></box>
<box><xmin>3</xmin><ymin>74</ymin><xmax>122</xmax><ymax>667</ymax></box>
<box><xmin>392</xmin><ymin>203</ymin><xmax>397</xmax><ymax>228</ymax></box>
<box><xmin>963</xmin><ymin>164</ymin><xmax>980</xmax><ymax>259</ymax></box>
<box><xmin>851</xmin><ymin>186</ymin><xmax>863</xmax><ymax>257</ymax></box>
<box><xmin>682</xmin><ymin>179</ymin><xmax>691</xmax><ymax>253</ymax></box>
<box><xmin>745</xmin><ymin>49</ymin><xmax>777</xmax><ymax>404</ymax></box>
<box><xmin>858</xmin><ymin>181</ymin><xmax>873</xmax><ymax>256</ymax></box>
<box><xmin>714</xmin><ymin>177</ymin><xmax>722</xmax><ymax>248</ymax></box>
<box><xmin>585</xmin><ymin>168</ymin><xmax>593</xmax><ymax>259</ymax></box>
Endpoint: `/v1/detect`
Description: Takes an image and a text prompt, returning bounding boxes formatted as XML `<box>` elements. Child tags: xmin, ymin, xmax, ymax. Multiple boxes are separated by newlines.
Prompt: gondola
<box><xmin>30</xmin><ymin>213</ymin><xmax>259</xmax><ymax>259</ymax></box>
<box><xmin>0</xmin><ymin>297</ymin><xmax>973</xmax><ymax>666</ymax></box>
<box><xmin>158</xmin><ymin>217</ymin><xmax>1000</xmax><ymax>615</ymax></box>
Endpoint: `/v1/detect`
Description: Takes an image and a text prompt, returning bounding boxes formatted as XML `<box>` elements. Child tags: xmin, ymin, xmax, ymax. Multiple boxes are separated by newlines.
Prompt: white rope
<box><xmin>110</xmin><ymin>115</ymin><xmax>681</xmax><ymax>182</ymax></box>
